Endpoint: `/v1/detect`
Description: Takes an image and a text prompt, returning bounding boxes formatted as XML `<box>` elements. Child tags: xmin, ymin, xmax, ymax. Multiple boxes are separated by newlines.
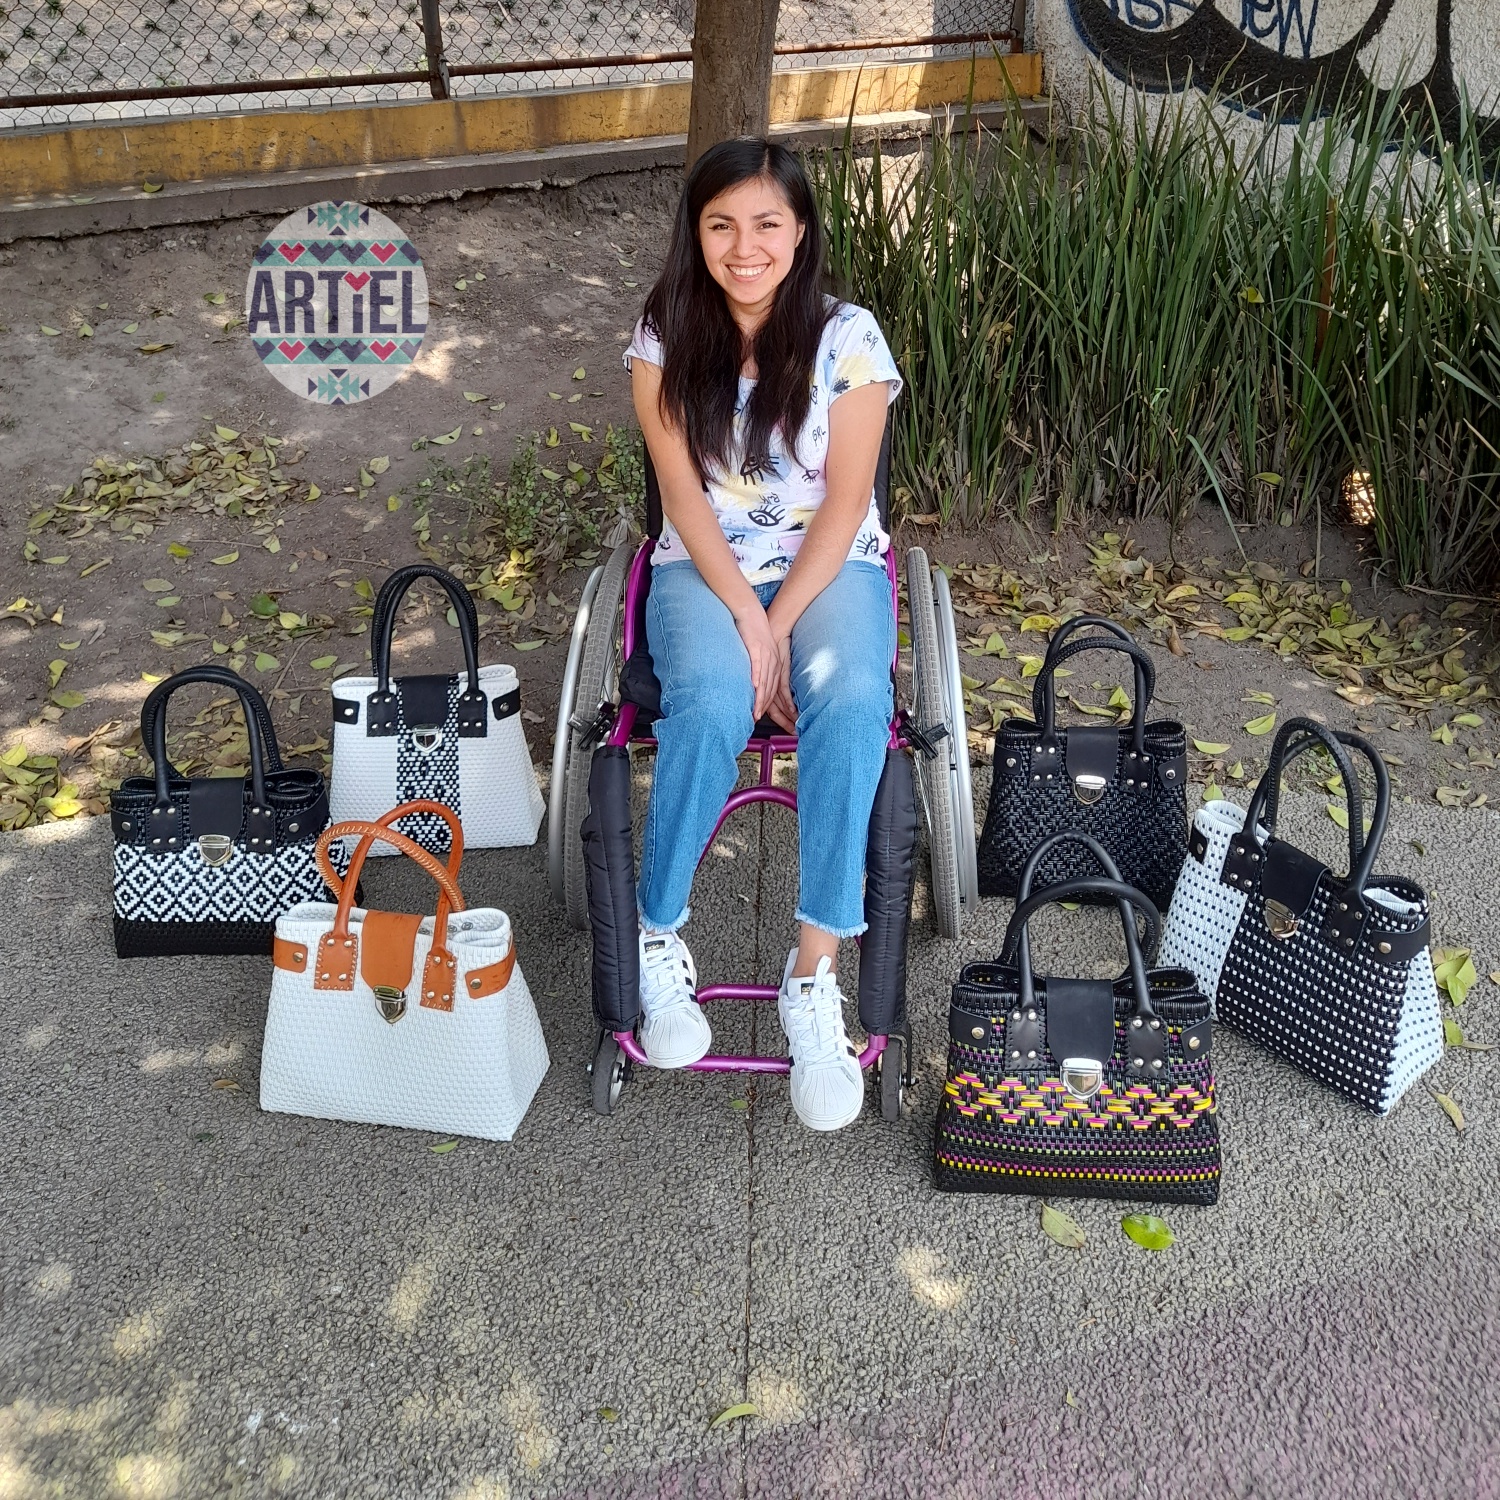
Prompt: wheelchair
<box><xmin>546</xmin><ymin>420</ymin><xmax>978</xmax><ymax>1116</ymax></box>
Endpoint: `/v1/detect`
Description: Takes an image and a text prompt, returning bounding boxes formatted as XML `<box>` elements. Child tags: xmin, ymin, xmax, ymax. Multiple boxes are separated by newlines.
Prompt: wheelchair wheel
<box><xmin>548</xmin><ymin>561</ymin><xmax>605</xmax><ymax>905</ymax></box>
<box><xmin>906</xmin><ymin>548</ymin><xmax>975</xmax><ymax>939</ymax></box>
<box><xmin>560</xmin><ymin>543</ymin><xmax>631</xmax><ymax>930</ymax></box>
<box><xmin>590</xmin><ymin>1031</ymin><xmax>628</xmax><ymax>1116</ymax></box>
<box><xmin>878</xmin><ymin>1034</ymin><xmax>907</xmax><ymax>1121</ymax></box>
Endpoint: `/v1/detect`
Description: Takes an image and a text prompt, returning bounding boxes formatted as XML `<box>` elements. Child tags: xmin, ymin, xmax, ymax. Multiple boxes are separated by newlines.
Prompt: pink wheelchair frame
<box><xmin>601</xmin><ymin>538</ymin><xmax>909</xmax><ymax>1081</ymax></box>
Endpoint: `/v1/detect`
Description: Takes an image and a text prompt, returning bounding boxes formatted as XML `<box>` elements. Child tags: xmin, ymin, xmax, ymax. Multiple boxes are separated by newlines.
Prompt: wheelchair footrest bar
<box><xmin>613</xmin><ymin>1031</ymin><xmax>887</xmax><ymax>1074</ymax></box>
<box><xmin>697</xmin><ymin>983</ymin><xmax>779</xmax><ymax>1003</ymax></box>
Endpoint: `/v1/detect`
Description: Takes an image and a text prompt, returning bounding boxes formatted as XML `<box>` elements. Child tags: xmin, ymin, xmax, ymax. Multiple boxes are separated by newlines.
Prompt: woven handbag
<box><xmin>936</xmin><ymin>830</ymin><xmax>1220</xmax><ymax>1203</ymax></box>
<box><xmin>329</xmin><ymin>564</ymin><xmax>544</xmax><ymax>855</ymax></box>
<box><xmin>110</xmin><ymin>664</ymin><xmax>341</xmax><ymax>957</ymax></box>
<box><xmin>976</xmin><ymin>616</ymin><xmax>1188</xmax><ymax>910</ymax></box>
<box><xmin>1159</xmin><ymin>716</ymin><xmax>1442</xmax><ymax>1115</ymax></box>
<box><xmin>260</xmin><ymin>799</ymin><xmax>550</xmax><ymax>1141</ymax></box>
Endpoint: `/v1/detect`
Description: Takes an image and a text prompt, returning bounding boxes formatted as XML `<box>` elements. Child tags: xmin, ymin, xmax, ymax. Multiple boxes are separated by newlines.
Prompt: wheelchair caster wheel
<box><xmin>592</xmin><ymin>1032</ymin><xmax>628</xmax><ymax>1116</ymax></box>
<box><xmin>878</xmin><ymin>1035</ymin><xmax>907</xmax><ymax>1122</ymax></box>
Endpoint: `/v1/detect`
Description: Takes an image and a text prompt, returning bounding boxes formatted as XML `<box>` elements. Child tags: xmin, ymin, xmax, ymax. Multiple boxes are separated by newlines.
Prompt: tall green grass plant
<box><xmin>816</xmin><ymin>79</ymin><xmax>1500</xmax><ymax>591</ymax></box>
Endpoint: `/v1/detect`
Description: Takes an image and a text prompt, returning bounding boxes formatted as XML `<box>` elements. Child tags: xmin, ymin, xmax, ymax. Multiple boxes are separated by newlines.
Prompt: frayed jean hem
<box><xmin>638</xmin><ymin>904</ymin><xmax>691</xmax><ymax>935</ymax></box>
<box><xmin>794</xmin><ymin>909</ymin><xmax>868</xmax><ymax>940</ymax></box>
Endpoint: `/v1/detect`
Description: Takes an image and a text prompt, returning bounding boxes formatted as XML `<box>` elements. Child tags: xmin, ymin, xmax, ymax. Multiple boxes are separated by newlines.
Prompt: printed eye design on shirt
<box><xmin>801</xmin><ymin>468</ymin><xmax>821</xmax><ymax>484</ymax></box>
<box><xmin>759</xmin><ymin>554</ymin><xmax>794</xmax><ymax>576</ymax></box>
<box><xmin>722</xmin><ymin>530</ymin><xmax>749</xmax><ymax>546</ymax></box>
<box><xmin>739</xmin><ymin>452</ymin><xmax>785</xmax><ymax>485</ymax></box>
<box><xmin>857</xmin><ymin>531</ymin><xmax>883</xmax><ymax>556</ymax></box>
<box><xmin>747</xmin><ymin>499</ymin><xmax>787</xmax><ymax>529</ymax></box>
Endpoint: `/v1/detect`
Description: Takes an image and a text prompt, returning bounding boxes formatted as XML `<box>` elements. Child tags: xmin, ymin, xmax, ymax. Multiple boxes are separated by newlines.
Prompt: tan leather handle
<box><xmin>316</xmin><ymin>797</ymin><xmax>463</xmax><ymax>895</ymax></box>
<box><xmin>314</xmin><ymin>817</ymin><xmax>466</xmax><ymax>943</ymax></box>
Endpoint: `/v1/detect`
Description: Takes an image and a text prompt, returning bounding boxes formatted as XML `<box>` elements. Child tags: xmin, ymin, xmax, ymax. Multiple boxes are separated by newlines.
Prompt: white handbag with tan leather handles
<box><xmin>259</xmin><ymin>798</ymin><xmax>549</xmax><ymax>1141</ymax></box>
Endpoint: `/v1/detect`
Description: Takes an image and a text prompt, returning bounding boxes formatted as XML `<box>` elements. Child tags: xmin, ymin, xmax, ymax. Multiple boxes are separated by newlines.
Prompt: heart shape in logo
<box><xmin>368</xmin><ymin>242</ymin><xmax>398</xmax><ymax>263</ymax></box>
<box><xmin>369</xmin><ymin>341</ymin><xmax>397</xmax><ymax>361</ymax></box>
<box><xmin>277</xmin><ymin>340</ymin><xmax>306</xmax><ymax>360</ymax></box>
<box><xmin>344</xmin><ymin>271</ymin><xmax>370</xmax><ymax>291</ymax></box>
<box><xmin>278</xmin><ymin>242</ymin><xmax>306</xmax><ymax>263</ymax></box>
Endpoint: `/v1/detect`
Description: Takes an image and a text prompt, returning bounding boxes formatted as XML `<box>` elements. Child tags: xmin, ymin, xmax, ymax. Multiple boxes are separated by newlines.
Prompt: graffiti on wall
<box><xmin>1066</xmin><ymin>0</ymin><xmax>1497</xmax><ymax>140</ymax></box>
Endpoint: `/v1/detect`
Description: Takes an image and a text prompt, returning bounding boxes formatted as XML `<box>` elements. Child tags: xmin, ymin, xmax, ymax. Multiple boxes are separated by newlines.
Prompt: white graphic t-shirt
<box><xmin>623</xmin><ymin>300</ymin><xmax>903</xmax><ymax>585</ymax></box>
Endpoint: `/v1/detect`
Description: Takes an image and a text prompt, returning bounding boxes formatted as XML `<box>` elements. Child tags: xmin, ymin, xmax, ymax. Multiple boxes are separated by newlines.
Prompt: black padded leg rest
<box><xmin>582</xmin><ymin>746</ymin><xmax>642</xmax><ymax>1032</ymax></box>
<box><xmin>113</xmin><ymin>917</ymin><xmax>274</xmax><ymax>958</ymax></box>
<box><xmin>857</xmin><ymin>747</ymin><xmax>917</xmax><ymax>1036</ymax></box>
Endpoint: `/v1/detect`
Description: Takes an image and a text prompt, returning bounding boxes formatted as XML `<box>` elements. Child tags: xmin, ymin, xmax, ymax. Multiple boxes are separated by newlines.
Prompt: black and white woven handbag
<box><xmin>328</xmin><ymin>564</ymin><xmax>544</xmax><ymax>856</ymax></box>
<box><xmin>110</xmin><ymin>665</ymin><xmax>341</xmax><ymax>957</ymax></box>
<box><xmin>1159</xmin><ymin>716</ymin><xmax>1443</xmax><ymax>1115</ymax></box>
<box><xmin>977</xmin><ymin>615</ymin><xmax>1188</xmax><ymax>909</ymax></box>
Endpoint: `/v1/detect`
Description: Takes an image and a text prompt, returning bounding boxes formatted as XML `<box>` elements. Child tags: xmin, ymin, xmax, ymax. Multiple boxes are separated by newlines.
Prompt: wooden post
<box><xmin>686</xmin><ymin>0</ymin><xmax>782</xmax><ymax>169</ymax></box>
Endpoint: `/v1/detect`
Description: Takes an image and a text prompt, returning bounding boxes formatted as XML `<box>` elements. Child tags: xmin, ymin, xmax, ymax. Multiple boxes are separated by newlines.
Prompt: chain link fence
<box><xmin>1</xmin><ymin>0</ymin><xmax>1021</xmax><ymax>130</ymax></box>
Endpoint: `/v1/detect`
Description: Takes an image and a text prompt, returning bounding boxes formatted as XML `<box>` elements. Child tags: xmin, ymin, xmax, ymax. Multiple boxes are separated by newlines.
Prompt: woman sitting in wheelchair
<box><xmin>623</xmin><ymin>137</ymin><xmax>902</xmax><ymax>1130</ymax></box>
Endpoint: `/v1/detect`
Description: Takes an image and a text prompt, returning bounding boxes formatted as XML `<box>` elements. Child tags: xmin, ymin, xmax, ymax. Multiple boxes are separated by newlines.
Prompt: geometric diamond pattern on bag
<box><xmin>394</xmin><ymin>677</ymin><xmax>461</xmax><ymax>854</ymax></box>
<box><xmin>113</xmin><ymin>839</ymin><xmax>347</xmax><ymax>924</ymax></box>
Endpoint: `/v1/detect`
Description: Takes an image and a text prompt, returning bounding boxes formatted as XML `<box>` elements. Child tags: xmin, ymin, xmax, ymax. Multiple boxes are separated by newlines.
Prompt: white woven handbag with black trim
<box><xmin>1159</xmin><ymin>717</ymin><xmax>1442</xmax><ymax>1115</ymax></box>
<box><xmin>328</xmin><ymin>564</ymin><xmax>543</xmax><ymax>855</ymax></box>
<box><xmin>260</xmin><ymin>799</ymin><xmax>549</xmax><ymax>1141</ymax></box>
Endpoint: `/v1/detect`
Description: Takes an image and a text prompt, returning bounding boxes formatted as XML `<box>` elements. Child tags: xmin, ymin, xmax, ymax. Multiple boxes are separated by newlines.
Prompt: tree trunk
<box><xmin>686</xmin><ymin>0</ymin><xmax>782</xmax><ymax>170</ymax></box>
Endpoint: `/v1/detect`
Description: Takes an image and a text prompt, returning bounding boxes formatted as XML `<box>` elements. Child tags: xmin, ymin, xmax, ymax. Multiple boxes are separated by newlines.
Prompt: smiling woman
<box><xmin>618</xmin><ymin>138</ymin><xmax>903</xmax><ymax>1133</ymax></box>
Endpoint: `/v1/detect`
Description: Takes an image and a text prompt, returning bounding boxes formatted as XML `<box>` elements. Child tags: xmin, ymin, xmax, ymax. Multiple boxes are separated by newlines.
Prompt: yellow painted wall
<box><xmin>0</xmin><ymin>53</ymin><xmax>1040</xmax><ymax>200</ymax></box>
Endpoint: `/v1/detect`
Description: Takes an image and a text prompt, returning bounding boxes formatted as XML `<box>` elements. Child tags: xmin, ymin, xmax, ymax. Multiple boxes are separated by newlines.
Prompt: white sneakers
<box><xmin>638</xmin><ymin>932</ymin><xmax>865</xmax><ymax>1132</ymax></box>
<box><xmin>777</xmin><ymin>950</ymin><xmax>865</xmax><ymax>1132</ymax></box>
<box><xmin>638</xmin><ymin>930</ymin><xmax>712</xmax><ymax>1069</ymax></box>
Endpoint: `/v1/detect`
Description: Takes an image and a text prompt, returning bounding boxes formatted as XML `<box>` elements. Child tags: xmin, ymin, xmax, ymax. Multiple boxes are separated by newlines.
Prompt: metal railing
<box><xmin>1</xmin><ymin>0</ymin><xmax>1023</xmax><ymax>130</ymax></box>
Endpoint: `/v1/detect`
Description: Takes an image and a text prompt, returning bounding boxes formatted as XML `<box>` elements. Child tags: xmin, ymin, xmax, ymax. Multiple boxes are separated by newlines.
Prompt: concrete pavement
<box><xmin>1</xmin><ymin>779</ymin><xmax>1497</xmax><ymax>1499</ymax></box>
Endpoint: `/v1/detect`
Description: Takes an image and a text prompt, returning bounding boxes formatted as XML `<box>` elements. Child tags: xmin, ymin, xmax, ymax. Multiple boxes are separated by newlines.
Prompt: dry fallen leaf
<box><xmin>1431</xmin><ymin>1091</ymin><xmax>1465</xmax><ymax>1134</ymax></box>
<box><xmin>1040</xmin><ymin>1202</ymin><xmax>1086</xmax><ymax>1249</ymax></box>
<box><xmin>709</xmin><ymin>1402</ymin><xmax>757</xmax><ymax>1432</ymax></box>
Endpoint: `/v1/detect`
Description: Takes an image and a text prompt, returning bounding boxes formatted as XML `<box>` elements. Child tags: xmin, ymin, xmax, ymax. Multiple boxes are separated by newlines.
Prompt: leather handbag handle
<box><xmin>1001</xmin><ymin>876</ymin><xmax>1161</xmax><ymax>1020</ymax></box>
<box><xmin>997</xmin><ymin>831</ymin><xmax>1159</xmax><ymax>966</ymax></box>
<box><xmin>315</xmin><ymin>813</ymin><xmax>466</xmax><ymax>955</ymax></box>
<box><xmin>315</xmin><ymin>798</ymin><xmax>464</xmax><ymax>896</ymax></box>
<box><xmin>1039</xmin><ymin>615</ymin><xmax>1136</xmax><ymax>663</ymax></box>
<box><xmin>140</xmin><ymin>663</ymin><xmax>287</xmax><ymax>782</ymax></box>
<box><xmin>1242</xmin><ymin>716</ymin><xmax>1388</xmax><ymax>894</ymax></box>
<box><xmin>142</xmin><ymin>666</ymin><xmax>274</xmax><ymax>810</ymax></box>
<box><xmin>1016</xmin><ymin>829</ymin><xmax>1123</xmax><ymax>899</ymax></box>
<box><xmin>370</xmin><ymin>565</ymin><xmax>482</xmax><ymax>696</ymax></box>
<box><xmin>1032</xmin><ymin>634</ymin><xmax>1155</xmax><ymax>753</ymax></box>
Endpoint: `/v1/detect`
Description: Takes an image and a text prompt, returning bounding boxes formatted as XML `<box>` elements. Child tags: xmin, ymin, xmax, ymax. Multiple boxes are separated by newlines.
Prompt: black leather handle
<box><xmin>140</xmin><ymin>662</ymin><xmax>284</xmax><ymax>781</ymax></box>
<box><xmin>1002</xmin><ymin>877</ymin><xmax>1161</xmax><ymax>1020</ymax></box>
<box><xmin>1243</xmin><ymin>716</ymin><xmax>1388</xmax><ymax>894</ymax></box>
<box><xmin>997</xmin><ymin>831</ymin><xmax>1158</xmax><ymax>967</ymax></box>
<box><xmin>370</xmin><ymin>565</ymin><xmax>481</xmax><ymax>695</ymax></box>
<box><xmin>1016</xmin><ymin>830</ymin><xmax>1123</xmax><ymax>900</ymax></box>
<box><xmin>1040</xmin><ymin>615</ymin><xmax>1136</xmax><ymax>664</ymax></box>
<box><xmin>142</xmin><ymin>666</ymin><xmax>272</xmax><ymax>808</ymax></box>
<box><xmin>1032</xmin><ymin>633</ymin><xmax>1155</xmax><ymax>752</ymax></box>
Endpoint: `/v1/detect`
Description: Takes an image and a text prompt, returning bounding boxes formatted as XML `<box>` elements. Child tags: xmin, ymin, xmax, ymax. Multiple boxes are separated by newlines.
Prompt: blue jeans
<box><xmin>638</xmin><ymin>558</ymin><xmax>896</xmax><ymax>939</ymax></box>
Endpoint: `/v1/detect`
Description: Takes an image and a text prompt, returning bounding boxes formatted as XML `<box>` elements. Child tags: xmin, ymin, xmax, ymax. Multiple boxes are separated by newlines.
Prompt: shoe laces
<box><xmin>784</xmin><ymin>958</ymin><xmax>852</xmax><ymax>1064</ymax></box>
<box><xmin>640</xmin><ymin>935</ymin><xmax>694</xmax><ymax>1013</ymax></box>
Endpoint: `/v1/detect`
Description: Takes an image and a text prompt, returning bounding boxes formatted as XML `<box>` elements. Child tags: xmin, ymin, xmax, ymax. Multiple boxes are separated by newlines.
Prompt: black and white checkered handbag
<box><xmin>110</xmin><ymin>665</ymin><xmax>340</xmax><ymax>957</ymax></box>
<box><xmin>328</xmin><ymin>565</ymin><xmax>543</xmax><ymax>856</ymax></box>
<box><xmin>1159</xmin><ymin>716</ymin><xmax>1442</xmax><ymax>1115</ymax></box>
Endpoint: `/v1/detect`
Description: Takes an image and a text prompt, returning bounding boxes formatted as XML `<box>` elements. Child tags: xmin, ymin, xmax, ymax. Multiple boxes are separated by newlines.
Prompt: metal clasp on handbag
<box><xmin>1060</xmin><ymin>1056</ymin><xmax>1104</xmax><ymax>1099</ymax></box>
<box><xmin>411</xmin><ymin>726</ymin><xmax>444</xmax><ymax>755</ymax></box>
<box><xmin>1264</xmin><ymin>898</ymin><xmax>1299</xmax><ymax>938</ymax></box>
<box><xmin>198</xmin><ymin>833</ymin><xmax>234</xmax><ymax>866</ymax></box>
<box><xmin>1073</xmin><ymin>773</ymin><xmax>1107</xmax><ymax>806</ymax></box>
<box><xmin>373</xmin><ymin>985</ymin><xmax>407</xmax><ymax>1023</ymax></box>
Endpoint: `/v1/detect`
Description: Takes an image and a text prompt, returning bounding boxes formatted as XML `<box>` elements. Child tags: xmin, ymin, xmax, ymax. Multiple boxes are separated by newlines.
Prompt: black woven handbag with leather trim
<box><xmin>976</xmin><ymin>616</ymin><xmax>1188</xmax><ymax>909</ymax></box>
<box><xmin>935</xmin><ymin>832</ymin><xmax>1220</xmax><ymax>1204</ymax></box>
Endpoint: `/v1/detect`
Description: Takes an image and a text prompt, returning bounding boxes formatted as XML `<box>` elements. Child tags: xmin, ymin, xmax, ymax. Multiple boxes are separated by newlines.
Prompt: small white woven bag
<box><xmin>1159</xmin><ymin>720</ymin><xmax>1442</xmax><ymax>1115</ymax></box>
<box><xmin>329</xmin><ymin>564</ymin><xmax>543</xmax><ymax>855</ymax></box>
<box><xmin>260</xmin><ymin>800</ymin><xmax>549</xmax><ymax>1141</ymax></box>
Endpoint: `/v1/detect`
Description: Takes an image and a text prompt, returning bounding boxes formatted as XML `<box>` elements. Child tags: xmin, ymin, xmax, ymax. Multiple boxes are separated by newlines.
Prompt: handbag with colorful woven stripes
<box><xmin>935</xmin><ymin>832</ymin><xmax>1221</xmax><ymax>1204</ymax></box>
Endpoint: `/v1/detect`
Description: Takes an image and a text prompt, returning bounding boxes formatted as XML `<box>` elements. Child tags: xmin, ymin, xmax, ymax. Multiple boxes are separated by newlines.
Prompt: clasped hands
<box><xmin>734</xmin><ymin>602</ymin><xmax>798</xmax><ymax>734</ymax></box>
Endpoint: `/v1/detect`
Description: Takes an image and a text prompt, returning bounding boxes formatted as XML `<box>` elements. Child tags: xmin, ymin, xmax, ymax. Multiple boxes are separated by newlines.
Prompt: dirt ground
<box><xmin>1</xmin><ymin>166</ymin><xmax>1496</xmax><ymax>843</ymax></box>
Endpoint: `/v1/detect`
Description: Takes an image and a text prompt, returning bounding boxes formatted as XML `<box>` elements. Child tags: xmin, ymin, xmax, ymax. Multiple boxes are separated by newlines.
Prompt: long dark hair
<box><xmin>643</xmin><ymin>138</ymin><xmax>832</xmax><ymax>482</ymax></box>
